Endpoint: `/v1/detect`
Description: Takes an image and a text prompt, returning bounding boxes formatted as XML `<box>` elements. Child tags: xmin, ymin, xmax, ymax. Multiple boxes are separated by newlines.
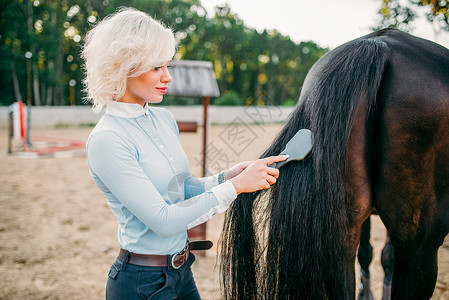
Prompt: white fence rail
<box><xmin>0</xmin><ymin>105</ymin><xmax>295</xmax><ymax>129</ymax></box>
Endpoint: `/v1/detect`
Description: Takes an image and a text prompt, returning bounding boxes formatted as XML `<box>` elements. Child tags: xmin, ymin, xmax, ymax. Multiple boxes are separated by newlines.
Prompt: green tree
<box><xmin>0</xmin><ymin>0</ymin><xmax>28</xmax><ymax>104</ymax></box>
<box><xmin>0</xmin><ymin>0</ymin><xmax>327</xmax><ymax>107</ymax></box>
<box><xmin>177</xmin><ymin>3</ymin><xmax>327</xmax><ymax>106</ymax></box>
<box><xmin>376</xmin><ymin>0</ymin><xmax>449</xmax><ymax>31</ymax></box>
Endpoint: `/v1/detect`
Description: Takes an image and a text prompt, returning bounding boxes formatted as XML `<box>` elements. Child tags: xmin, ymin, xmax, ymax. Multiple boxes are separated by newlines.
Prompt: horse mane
<box><xmin>220</xmin><ymin>32</ymin><xmax>392</xmax><ymax>299</ymax></box>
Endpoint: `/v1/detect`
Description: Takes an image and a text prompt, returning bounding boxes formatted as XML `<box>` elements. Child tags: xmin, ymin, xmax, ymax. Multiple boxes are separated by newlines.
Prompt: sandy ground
<box><xmin>0</xmin><ymin>124</ymin><xmax>448</xmax><ymax>299</ymax></box>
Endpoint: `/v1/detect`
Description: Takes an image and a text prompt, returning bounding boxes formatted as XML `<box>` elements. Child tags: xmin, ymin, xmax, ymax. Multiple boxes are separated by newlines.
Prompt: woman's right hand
<box><xmin>229</xmin><ymin>155</ymin><xmax>289</xmax><ymax>194</ymax></box>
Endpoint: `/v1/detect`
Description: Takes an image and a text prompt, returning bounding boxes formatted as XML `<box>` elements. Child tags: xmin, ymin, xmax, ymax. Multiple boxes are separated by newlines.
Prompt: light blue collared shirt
<box><xmin>87</xmin><ymin>101</ymin><xmax>236</xmax><ymax>255</ymax></box>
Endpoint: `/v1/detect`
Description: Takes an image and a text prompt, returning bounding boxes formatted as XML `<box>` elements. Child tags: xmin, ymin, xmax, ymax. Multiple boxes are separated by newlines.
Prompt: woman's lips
<box><xmin>156</xmin><ymin>87</ymin><xmax>167</xmax><ymax>94</ymax></box>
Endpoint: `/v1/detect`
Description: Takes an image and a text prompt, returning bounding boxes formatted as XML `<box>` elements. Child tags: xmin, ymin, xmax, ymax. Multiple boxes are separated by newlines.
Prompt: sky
<box><xmin>201</xmin><ymin>0</ymin><xmax>449</xmax><ymax>49</ymax></box>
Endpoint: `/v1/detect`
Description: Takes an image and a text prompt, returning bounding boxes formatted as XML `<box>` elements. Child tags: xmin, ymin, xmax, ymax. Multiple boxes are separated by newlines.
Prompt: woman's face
<box><xmin>121</xmin><ymin>61</ymin><xmax>172</xmax><ymax>106</ymax></box>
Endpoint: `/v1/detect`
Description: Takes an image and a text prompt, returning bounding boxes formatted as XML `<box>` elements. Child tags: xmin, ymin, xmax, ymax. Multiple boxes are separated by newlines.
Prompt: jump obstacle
<box><xmin>7</xmin><ymin>101</ymin><xmax>85</xmax><ymax>158</ymax></box>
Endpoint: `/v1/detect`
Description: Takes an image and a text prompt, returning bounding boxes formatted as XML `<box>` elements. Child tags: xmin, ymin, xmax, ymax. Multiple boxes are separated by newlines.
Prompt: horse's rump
<box><xmin>220</xmin><ymin>28</ymin><xmax>449</xmax><ymax>300</ymax></box>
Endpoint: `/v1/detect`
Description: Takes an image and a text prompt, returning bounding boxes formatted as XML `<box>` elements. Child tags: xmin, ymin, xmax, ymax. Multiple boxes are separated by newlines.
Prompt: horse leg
<box><xmin>357</xmin><ymin>217</ymin><xmax>374</xmax><ymax>300</ymax></box>
<box><xmin>374</xmin><ymin>96</ymin><xmax>449</xmax><ymax>298</ymax></box>
<box><xmin>391</xmin><ymin>239</ymin><xmax>442</xmax><ymax>299</ymax></box>
<box><xmin>381</xmin><ymin>233</ymin><xmax>393</xmax><ymax>300</ymax></box>
<box><xmin>347</xmin><ymin>100</ymin><xmax>375</xmax><ymax>299</ymax></box>
<box><xmin>375</xmin><ymin>139</ymin><xmax>446</xmax><ymax>299</ymax></box>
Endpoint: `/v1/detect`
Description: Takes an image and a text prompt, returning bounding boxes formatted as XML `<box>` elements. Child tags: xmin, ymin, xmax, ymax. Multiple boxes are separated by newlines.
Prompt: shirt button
<box><xmin>159</xmin><ymin>144</ymin><xmax>165</xmax><ymax>149</ymax></box>
<box><xmin>169</xmin><ymin>156</ymin><xmax>174</xmax><ymax>161</ymax></box>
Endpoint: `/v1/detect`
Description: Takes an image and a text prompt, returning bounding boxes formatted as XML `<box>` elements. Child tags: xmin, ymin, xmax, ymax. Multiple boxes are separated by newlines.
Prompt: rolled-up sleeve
<box><xmin>187</xmin><ymin>179</ymin><xmax>237</xmax><ymax>229</ymax></box>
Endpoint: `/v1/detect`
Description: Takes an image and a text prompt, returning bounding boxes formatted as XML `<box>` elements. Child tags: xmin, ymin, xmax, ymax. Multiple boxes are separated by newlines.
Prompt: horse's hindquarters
<box><xmin>373</xmin><ymin>31</ymin><xmax>449</xmax><ymax>299</ymax></box>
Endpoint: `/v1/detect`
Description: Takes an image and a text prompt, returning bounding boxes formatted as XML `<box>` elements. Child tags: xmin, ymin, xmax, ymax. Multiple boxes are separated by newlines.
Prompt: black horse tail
<box><xmin>220</xmin><ymin>35</ymin><xmax>390</xmax><ymax>299</ymax></box>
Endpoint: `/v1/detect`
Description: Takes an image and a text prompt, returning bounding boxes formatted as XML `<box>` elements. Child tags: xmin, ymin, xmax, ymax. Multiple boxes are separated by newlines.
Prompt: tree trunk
<box><xmin>219</xmin><ymin>58</ymin><xmax>227</xmax><ymax>93</ymax></box>
<box><xmin>11</xmin><ymin>59</ymin><xmax>22</xmax><ymax>102</ymax></box>
<box><xmin>267</xmin><ymin>64</ymin><xmax>276</xmax><ymax>105</ymax></box>
<box><xmin>32</xmin><ymin>64</ymin><xmax>41</xmax><ymax>105</ymax></box>
<box><xmin>50</xmin><ymin>5</ymin><xmax>65</xmax><ymax>105</ymax></box>
<box><xmin>27</xmin><ymin>0</ymin><xmax>41</xmax><ymax>105</ymax></box>
<box><xmin>46</xmin><ymin>59</ymin><xmax>54</xmax><ymax>106</ymax></box>
<box><xmin>46</xmin><ymin>84</ymin><xmax>53</xmax><ymax>106</ymax></box>
<box><xmin>40</xmin><ymin>82</ymin><xmax>46</xmax><ymax>106</ymax></box>
<box><xmin>53</xmin><ymin>50</ymin><xmax>64</xmax><ymax>105</ymax></box>
<box><xmin>279</xmin><ymin>83</ymin><xmax>288</xmax><ymax>104</ymax></box>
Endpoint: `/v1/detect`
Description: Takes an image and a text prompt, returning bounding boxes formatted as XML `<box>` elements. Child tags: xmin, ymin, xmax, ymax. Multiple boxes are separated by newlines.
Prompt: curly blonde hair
<box><xmin>82</xmin><ymin>7</ymin><xmax>176</xmax><ymax>113</ymax></box>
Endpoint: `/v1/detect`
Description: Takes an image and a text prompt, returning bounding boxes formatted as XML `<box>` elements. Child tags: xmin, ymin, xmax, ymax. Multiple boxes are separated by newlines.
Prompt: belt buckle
<box><xmin>171</xmin><ymin>242</ymin><xmax>190</xmax><ymax>269</ymax></box>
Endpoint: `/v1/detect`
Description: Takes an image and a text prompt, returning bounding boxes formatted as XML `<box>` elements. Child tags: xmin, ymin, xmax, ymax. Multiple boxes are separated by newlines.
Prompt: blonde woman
<box><xmin>82</xmin><ymin>8</ymin><xmax>287</xmax><ymax>299</ymax></box>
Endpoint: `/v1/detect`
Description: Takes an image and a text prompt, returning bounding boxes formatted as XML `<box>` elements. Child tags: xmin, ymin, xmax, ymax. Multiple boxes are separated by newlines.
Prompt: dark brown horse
<box><xmin>220</xmin><ymin>28</ymin><xmax>449</xmax><ymax>299</ymax></box>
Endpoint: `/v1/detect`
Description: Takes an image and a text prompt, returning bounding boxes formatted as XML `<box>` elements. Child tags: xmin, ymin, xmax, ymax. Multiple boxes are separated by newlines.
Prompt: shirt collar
<box><xmin>105</xmin><ymin>101</ymin><xmax>150</xmax><ymax>118</ymax></box>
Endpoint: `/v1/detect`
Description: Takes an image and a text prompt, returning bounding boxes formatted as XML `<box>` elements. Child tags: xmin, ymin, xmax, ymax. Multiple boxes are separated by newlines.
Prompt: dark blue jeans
<box><xmin>106</xmin><ymin>251</ymin><xmax>201</xmax><ymax>300</ymax></box>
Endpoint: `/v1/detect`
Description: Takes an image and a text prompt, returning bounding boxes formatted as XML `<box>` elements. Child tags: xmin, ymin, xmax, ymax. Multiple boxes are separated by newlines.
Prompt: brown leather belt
<box><xmin>118</xmin><ymin>240</ymin><xmax>213</xmax><ymax>269</ymax></box>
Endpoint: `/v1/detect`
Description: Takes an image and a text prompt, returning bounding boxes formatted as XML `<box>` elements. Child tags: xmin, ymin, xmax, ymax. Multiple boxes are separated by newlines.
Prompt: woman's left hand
<box><xmin>224</xmin><ymin>161</ymin><xmax>253</xmax><ymax>181</ymax></box>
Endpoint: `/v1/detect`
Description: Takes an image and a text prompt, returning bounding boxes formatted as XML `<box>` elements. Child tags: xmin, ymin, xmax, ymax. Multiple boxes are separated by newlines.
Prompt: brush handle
<box><xmin>268</xmin><ymin>159</ymin><xmax>288</xmax><ymax>169</ymax></box>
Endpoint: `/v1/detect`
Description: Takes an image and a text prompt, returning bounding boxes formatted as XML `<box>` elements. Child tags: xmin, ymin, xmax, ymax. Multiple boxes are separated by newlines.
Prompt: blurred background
<box><xmin>0</xmin><ymin>0</ymin><xmax>448</xmax><ymax>109</ymax></box>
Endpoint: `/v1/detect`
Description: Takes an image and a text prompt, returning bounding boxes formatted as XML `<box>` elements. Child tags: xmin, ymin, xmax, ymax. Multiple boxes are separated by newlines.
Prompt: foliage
<box><xmin>375</xmin><ymin>0</ymin><xmax>449</xmax><ymax>32</ymax></box>
<box><xmin>376</xmin><ymin>0</ymin><xmax>416</xmax><ymax>31</ymax></box>
<box><xmin>214</xmin><ymin>90</ymin><xmax>243</xmax><ymax>106</ymax></box>
<box><xmin>0</xmin><ymin>0</ymin><xmax>328</xmax><ymax>107</ymax></box>
<box><xmin>281</xmin><ymin>98</ymin><xmax>297</xmax><ymax>106</ymax></box>
<box><xmin>161</xmin><ymin>95</ymin><xmax>202</xmax><ymax>106</ymax></box>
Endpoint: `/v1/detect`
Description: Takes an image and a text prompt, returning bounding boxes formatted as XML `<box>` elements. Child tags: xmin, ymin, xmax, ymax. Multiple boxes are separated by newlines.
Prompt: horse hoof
<box><xmin>357</xmin><ymin>288</ymin><xmax>374</xmax><ymax>300</ymax></box>
<box><xmin>357</xmin><ymin>272</ymin><xmax>374</xmax><ymax>300</ymax></box>
<box><xmin>382</xmin><ymin>280</ymin><xmax>392</xmax><ymax>300</ymax></box>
